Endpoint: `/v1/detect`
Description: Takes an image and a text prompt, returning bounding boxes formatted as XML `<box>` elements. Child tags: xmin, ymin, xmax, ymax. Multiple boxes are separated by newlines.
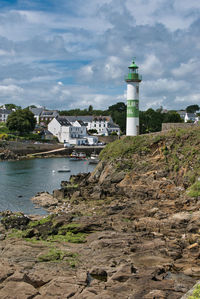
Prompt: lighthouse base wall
<box><xmin>126</xmin><ymin>117</ymin><xmax>139</xmax><ymax>136</ymax></box>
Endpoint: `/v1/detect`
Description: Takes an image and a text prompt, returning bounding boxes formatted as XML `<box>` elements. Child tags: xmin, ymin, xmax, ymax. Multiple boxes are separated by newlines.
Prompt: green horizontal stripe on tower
<box><xmin>127</xmin><ymin>100</ymin><xmax>139</xmax><ymax>117</ymax></box>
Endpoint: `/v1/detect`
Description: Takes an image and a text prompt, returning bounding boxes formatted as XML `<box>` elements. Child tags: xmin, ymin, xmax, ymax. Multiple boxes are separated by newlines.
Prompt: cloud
<box><xmin>0</xmin><ymin>0</ymin><xmax>199</xmax><ymax>112</ymax></box>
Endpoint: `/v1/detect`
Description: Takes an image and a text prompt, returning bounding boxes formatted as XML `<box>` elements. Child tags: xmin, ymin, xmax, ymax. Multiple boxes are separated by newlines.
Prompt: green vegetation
<box><xmin>2</xmin><ymin>103</ymin><xmax>21</xmax><ymax>110</ymax></box>
<box><xmin>187</xmin><ymin>181</ymin><xmax>200</xmax><ymax>198</ymax></box>
<box><xmin>186</xmin><ymin>105</ymin><xmax>199</xmax><ymax>113</ymax></box>
<box><xmin>28</xmin><ymin>215</ymin><xmax>53</xmax><ymax>228</ymax></box>
<box><xmin>188</xmin><ymin>283</ymin><xmax>200</xmax><ymax>299</ymax></box>
<box><xmin>100</xmin><ymin>134</ymin><xmax>151</xmax><ymax>162</ymax></box>
<box><xmin>47</xmin><ymin>232</ymin><xmax>86</xmax><ymax>244</ymax></box>
<box><xmin>140</xmin><ymin>108</ymin><xmax>183</xmax><ymax>134</ymax></box>
<box><xmin>7</xmin><ymin>229</ymin><xmax>27</xmax><ymax>239</ymax></box>
<box><xmin>37</xmin><ymin>248</ymin><xmax>78</xmax><ymax>267</ymax></box>
<box><xmin>58</xmin><ymin>223</ymin><xmax>81</xmax><ymax>234</ymax></box>
<box><xmin>5</xmin><ymin>214</ymin><xmax>87</xmax><ymax>244</ymax></box>
<box><xmin>0</xmin><ymin>123</ymin><xmax>10</xmax><ymax>134</ymax></box>
<box><xmin>100</xmin><ymin>127</ymin><xmax>200</xmax><ymax>190</ymax></box>
<box><xmin>7</xmin><ymin>108</ymin><xmax>36</xmax><ymax>135</ymax></box>
<box><xmin>38</xmin><ymin>248</ymin><xmax>74</xmax><ymax>262</ymax></box>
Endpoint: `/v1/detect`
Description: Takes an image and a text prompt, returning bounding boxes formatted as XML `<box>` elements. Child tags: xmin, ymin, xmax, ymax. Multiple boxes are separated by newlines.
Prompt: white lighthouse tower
<box><xmin>125</xmin><ymin>59</ymin><xmax>142</xmax><ymax>136</ymax></box>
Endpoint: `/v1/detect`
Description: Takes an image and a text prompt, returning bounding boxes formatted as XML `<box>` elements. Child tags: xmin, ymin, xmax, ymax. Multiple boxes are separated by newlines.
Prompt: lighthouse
<box><xmin>125</xmin><ymin>59</ymin><xmax>142</xmax><ymax>136</ymax></box>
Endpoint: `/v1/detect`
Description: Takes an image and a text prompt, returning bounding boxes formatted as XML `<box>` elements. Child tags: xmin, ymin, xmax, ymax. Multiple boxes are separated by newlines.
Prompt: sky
<box><xmin>0</xmin><ymin>0</ymin><xmax>199</xmax><ymax>111</ymax></box>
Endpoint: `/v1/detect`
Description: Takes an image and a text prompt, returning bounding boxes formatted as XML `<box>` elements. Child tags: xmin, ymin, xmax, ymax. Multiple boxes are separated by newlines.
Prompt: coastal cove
<box><xmin>0</xmin><ymin>157</ymin><xmax>95</xmax><ymax>215</ymax></box>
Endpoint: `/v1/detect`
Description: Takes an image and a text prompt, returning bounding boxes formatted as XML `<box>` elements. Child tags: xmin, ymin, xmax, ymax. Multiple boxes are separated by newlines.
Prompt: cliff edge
<box><xmin>0</xmin><ymin>127</ymin><xmax>200</xmax><ymax>299</ymax></box>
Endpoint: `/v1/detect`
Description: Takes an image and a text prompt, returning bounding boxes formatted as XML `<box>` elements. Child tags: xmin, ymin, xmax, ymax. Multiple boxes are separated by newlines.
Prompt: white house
<box><xmin>177</xmin><ymin>110</ymin><xmax>199</xmax><ymax>123</ymax></box>
<box><xmin>184</xmin><ymin>112</ymin><xmax>199</xmax><ymax>123</ymax></box>
<box><xmin>63</xmin><ymin>116</ymin><xmax>93</xmax><ymax>131</ymax></box>
<box><xmin>0</xmin><ymin>108</ymin><xmax>12</xmax><ymax>122</ymax></box>
<box><xmin>58</xmin><ymin>115</ymin><xmax>120</xmax><ymax>136</ymax></box>
<box><xmin>91</xmin><ymin>116</ymin><xmax>120</xmax><ymax>135</ymax></box>
<box><xmin>48</xmin><ymin>116</ymin><xmax>98</xmax><ymax>145</ymax></box>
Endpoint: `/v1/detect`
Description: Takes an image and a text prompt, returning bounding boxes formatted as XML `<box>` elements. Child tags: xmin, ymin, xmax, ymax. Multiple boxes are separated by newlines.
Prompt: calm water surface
<box><xmin>0</xmin><ymin>157</ymin><xmax>95</xmax><ymax>215</ymax></box>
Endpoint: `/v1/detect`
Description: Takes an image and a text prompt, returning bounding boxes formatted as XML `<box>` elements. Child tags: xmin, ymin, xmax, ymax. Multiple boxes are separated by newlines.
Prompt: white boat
<box><xmin>88</xmin><ymin>153</ymin><xmax>99</xmax><ymax>164</ymax></box>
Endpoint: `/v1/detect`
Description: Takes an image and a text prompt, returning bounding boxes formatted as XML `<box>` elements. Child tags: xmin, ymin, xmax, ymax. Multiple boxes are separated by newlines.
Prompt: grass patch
<box><xmin>47</xmin><ymin>231</ymin><xmax>86</xmax><ymax>243</ymax></box>
<box><xmin>187</xmin><ymin>181</ymin><xmax>200</xmax><ymax>198</ymax></box>
<box><xmin>58</xmin><ymin>223</ymin><xmax>81</xmax><ymax>234</ymax></box>
<box><xmin>7</xmin><ymin>229</ymin><xmax>26</xmax><ymax>239</ymax></box>
<box><xmin>37</xmin><ymin>248</ymin><xmax>78</xmax><ymax>265</ymax></box>
<box><xmin>188</xmin><ymin>283</ymin><xmax>200</xmax><ymax>299</ymax></box>
<box><xmin>28</xmin><ymin>215</ymin><xmax>53</xmax><ymax>228</ymax></box>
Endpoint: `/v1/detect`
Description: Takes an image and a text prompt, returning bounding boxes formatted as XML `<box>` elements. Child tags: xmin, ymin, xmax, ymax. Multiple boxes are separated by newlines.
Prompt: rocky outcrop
<box><xmin>0</xmin><ymin>149</ymin><xmax>19</xmax><ymax>161</ymax></box>
<box><xmin>1</xmin><ymin>127</ymin><xmax>200</xmax><ymax>298</ymax></box>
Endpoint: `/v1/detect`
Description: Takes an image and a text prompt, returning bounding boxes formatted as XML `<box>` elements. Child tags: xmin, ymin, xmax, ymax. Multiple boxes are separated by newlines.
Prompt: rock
<box><xmin>31</xmin><ymin>192</ymin><xmax>58</xmax><ymax>208</ymax></box>
<box><xmin>0</xmin><ymin>260</ymin><xmax>15</xmax><ymax>283</ymax></box>
<box><xmin>0</xmin><ymin>281</ymin><xmax>39</xmax><ymax>299</ymax></box>
<box><xmin>39</xmin><ymin>277</ymin><xmax>80</xmax><ymax>298</ymax></box>
<box><xmin>143</xmin><ymin>289</ymin><xmax>166</xmax><ymax>298</ymax></box>
<box><xmin>1</xmin><ymin>212</ymin><xmax>30</xmax><ymax>230</ymax></box>
<box><xmin>90</xmin><ymin>267</ymin><xmax>108</xmax><ymax>282</ymax></box>
<box><xmin>53</xmin><ymin>188</ymin><xmax>65</xmax><ymax>200</ymax></box>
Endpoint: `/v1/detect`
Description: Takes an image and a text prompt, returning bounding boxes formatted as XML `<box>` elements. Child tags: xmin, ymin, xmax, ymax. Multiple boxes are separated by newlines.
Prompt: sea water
<box><xmin>0</xmin><ymin>157</ymin><xmax>95</xmax><ymax>215</ymax></box>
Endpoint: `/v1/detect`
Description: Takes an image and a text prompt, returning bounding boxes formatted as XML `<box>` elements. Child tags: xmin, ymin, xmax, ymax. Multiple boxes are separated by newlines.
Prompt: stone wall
<box><xmin>0</xmin><ymin>141</ymin><xmax>63</xmax><ymax>155</ymax></box>
<box><xmin>162</xmin><ymin>122</ymin><xmax>199</xmax><ymax>131</ymax></box>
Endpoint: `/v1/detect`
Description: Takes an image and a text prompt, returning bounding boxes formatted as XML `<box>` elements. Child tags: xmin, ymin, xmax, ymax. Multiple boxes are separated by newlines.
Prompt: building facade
<box><xmin>0</xmin><ymin>109</ymin><xmax>12</xmax><ymax>122</ymax></box>
<box><xmin>48</xmin><ymin>116</ymin><xmax>98</xmax><ymax>145</ymax></box>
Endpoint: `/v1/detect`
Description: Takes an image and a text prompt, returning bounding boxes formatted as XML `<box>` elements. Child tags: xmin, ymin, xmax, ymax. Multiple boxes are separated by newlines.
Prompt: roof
<box><xmin>107</xmin><ymin>122</ymin><xmax>120</xmax><ymax>129</ymax></box>
<box><xmin>93</xmin><ymin>116</ymin><xmax>112</xmax><ymax>122</ymax></box>
<box><xmin>185</xmin><ymin>113</ymin><xmax>196</xmax><ymax>118</ymax></box>
<box><xmin>29</xmin><ymin>107</ymin><xmax>44</xmax><ymax>116</ymax></box>
<box><xmin>56</xmin><ymin>117</ymin><xmax>71</xmax><ymax>126</ymax></box>
<box><xmin>128</xmin><ymin>60</ymin><xmax>139</xmax><ymax>69</ymax></box>
<box><xmin>43</xmin><ymin>129</ymin><xmax>53</xmax><ymax>135</ymax></box>
<box><xmin>0</xmin><ymin>109</ymin><xmax>12</xmax><ymax>114</ymax></box>
<box><xmin>76</xmin><ymin>120</ymin><xmax>86</xmax><ymax>126</ymax></box>
<box><xmin>63</xmin><ymin>115</ymin><xmax>93</xmax><ymax>123</ymax></box>
<box><xmin>41</xmin><ymin>110</ymin><xmax>58</xmax><ymax>117</ymax></box>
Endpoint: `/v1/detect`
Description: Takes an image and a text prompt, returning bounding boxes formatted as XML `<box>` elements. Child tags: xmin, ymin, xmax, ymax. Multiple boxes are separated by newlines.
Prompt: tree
<box><xmin>7</xmin><ymin>108</ymin><xmax>36</xmax><ymax>135</ymax></box>
<box><xmin>162</xmin><ymin>111</ymin><xmax>183</xmax><ymax>123</ymax></box>
<box><xmin>88</xmin><ymin>105</ymin><xmax>93</xmax><ymax>113</ymax></box>
<box><xmin>4</xmin><ymin>103</ymin><xmax>21</xmax><ymax>110</ymax></box>
<box><xmin>186</xmin><ymin>105</ymin><xmax>199</xmax><ymax>113</ymax></box>
<box><xmin>139</xmin><ymin>109</ymin><xmax>163</xmax><ymax>133</ymax></box>
<box><xmin>108</xmin><ymin>102</ymin><xmax>126</xmax><ymax>133</ymax></box>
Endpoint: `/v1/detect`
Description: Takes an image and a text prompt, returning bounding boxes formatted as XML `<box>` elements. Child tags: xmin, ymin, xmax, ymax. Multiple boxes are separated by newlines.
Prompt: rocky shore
<box><xmin>0</xmin><ymin>127</ymin><xmax>200</xmax><ymax>298</ymax></box>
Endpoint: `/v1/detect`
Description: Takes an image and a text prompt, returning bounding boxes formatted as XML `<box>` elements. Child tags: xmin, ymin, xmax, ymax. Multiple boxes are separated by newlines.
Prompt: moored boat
<box><xmin>69</xmin><ymin>151</ymin><xmax>87</xmax><ymax>161</ymax></box>
<box><xmin>88</xmin><ymin>153</ymin><xmax>99</xmax><ymax>164</ymax></box>
<box><xmin>57</xmin><ymin>169</ymin><xmax>71</xmax><ymax>172</ymax></box>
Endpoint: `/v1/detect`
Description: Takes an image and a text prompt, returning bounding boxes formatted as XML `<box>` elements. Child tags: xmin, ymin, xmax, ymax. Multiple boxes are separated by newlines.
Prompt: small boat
<box><xmin>88</xmin><ymin>153</ymin><xmax>99</xmax><ymax>164</ymax></box>
<box><xmin>70</xmin><ymin>151</ymin><xmax>86</xmax><ymax>160</ymax></box>
<box><xmin>70</xmin><ymin>151</ymin><xmax>79</xmax><ymax>161</ymax></box>
<box><xmin>57</xmin><ymin>169</ymin><xmax>71</xmax><ymax>173</ymax></box>
<box><xmin>78</xmin><ymin>152</ymin><xmax>86</xmax><ymax>159</ymax></box>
